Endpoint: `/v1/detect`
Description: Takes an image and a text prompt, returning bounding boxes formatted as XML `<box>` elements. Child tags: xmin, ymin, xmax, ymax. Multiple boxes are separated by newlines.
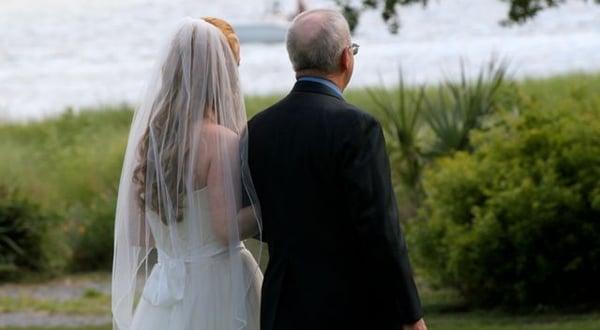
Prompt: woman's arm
<box><xmin>206</xmin><ymin>126</ymin><xmax>258</xmax><ymax>244</ymax></box>
<box><xmin>236</xmin><ymin>206</ymin><xmax>259</xmax><ymax>240</ymax></box>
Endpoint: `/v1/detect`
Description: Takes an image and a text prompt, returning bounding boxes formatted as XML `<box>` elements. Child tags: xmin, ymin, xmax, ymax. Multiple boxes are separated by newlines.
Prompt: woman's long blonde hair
<box><xmin>132</xmin><ymin>18</ymin><xmax>242</xmax><ymax>225</ymax></box>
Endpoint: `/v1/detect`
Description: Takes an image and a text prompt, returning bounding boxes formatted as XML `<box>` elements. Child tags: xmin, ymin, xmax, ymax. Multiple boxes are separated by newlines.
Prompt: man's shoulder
<box><xmin>329</xmin><ymin>101</ymin><xmax>380</xmax><ymax>132</ymax></box>
<box><xmin>248</xmin><ymin>93</ymin><xmax>379</xmax><ymax>129</ymax></box>
<box><xmin>248</xmin><ymin>95</ymin><xmax>290</xmax><ymax>128</ymax></box>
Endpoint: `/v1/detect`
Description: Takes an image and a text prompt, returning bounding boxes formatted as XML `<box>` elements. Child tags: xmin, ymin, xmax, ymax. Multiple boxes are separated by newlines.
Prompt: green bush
<box><xmin>0</xmin><ymin>107</ymin><xmax>131</xmax><ymax>272</ymax></box>
<box><xmin>367</xmin><ymin>60</ymin><xmax>509</xmax><ymax>218</ymax></box>
<box><xmin>367</xmin><ymin>73</ymin><xmax>426</xmax><ymax>209</ymax></box>
<box><xmin>0</xmin><ymin>186</ymin><xmax>67</xmax><ymax>280</ymax></box>
<box><xmin>0</xmin><ymin>106</ymin><xmax>132</xmax><ymax>209</ymax></box>
<box><xmin>412</xmin><ymin>99</ymin><xmax>600</xmax><ymax>308</ymax></box>
<box><xmin>0</xmin><ymin>100</ymin><xmax>280</xmax><ymax>274</ymax></box>
<box><xmin>69</xmin><ymin>194</ymin><xmax>117</xmax><ymax>271</ymax></box>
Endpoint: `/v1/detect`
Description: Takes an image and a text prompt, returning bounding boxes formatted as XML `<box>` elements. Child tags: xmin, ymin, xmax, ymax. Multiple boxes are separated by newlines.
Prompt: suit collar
<box><xmin>291</xmin><ymin>80</ymin><xmax>345</xmax><ymax>101</ymax></box>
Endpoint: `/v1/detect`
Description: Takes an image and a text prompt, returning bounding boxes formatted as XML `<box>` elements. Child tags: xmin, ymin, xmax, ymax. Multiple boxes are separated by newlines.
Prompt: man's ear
<box><xmin>340</xmin><ymin>48</ymin><xmax>351</xmax><ymax>73</ymax></box>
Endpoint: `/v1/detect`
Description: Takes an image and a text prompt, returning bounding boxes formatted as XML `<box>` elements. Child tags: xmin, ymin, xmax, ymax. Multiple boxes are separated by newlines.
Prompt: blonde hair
<box><xmin>202</xmin><ymin>17</ymin><xmax>241</xmax><ymax>65</ymax></box>
<box><xmin>133</xmin><ymin>19</ymin><xmax>243</xmax><ymax>224</ymax></box>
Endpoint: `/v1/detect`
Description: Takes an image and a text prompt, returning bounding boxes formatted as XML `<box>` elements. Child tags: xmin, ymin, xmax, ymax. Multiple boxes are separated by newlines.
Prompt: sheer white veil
<box><xmin>112</xmin><ymin>17</ymin><xmax>262</xmax><ymax>330</ymax></box>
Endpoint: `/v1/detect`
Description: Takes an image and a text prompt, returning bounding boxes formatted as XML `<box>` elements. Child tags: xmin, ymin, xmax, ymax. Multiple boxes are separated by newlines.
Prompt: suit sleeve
<box><xmin>241</xmin><ymin>122</ymin><xmax>265</xmax><ymax>242</ymax></box>
<box><xmin>338</xmin><ymin>111</ymin><xmax>423</xmax><ymax>325</ymax></box>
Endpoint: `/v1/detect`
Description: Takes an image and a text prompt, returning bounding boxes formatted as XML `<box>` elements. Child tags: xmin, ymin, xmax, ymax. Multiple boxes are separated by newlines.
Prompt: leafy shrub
<box><xmin>368</xmin><ymin>60</ymin><xmax>508</xmax><ymax>217</ymax></box>
<box><xmin>0</xmin><ymin>186</ymin><xmax>67</xmax><ymax>280</ymax></box>
<box><xmin>411</xmin><ymin>100</ymin><xmax>600</xmax><ymax>309</ymax></box>
<box><xmin>69</xmin><ymin>192</ymin><xmax>117</xmax><ymax>272</ymax></box>
<box><xmin>423</xmin><ymin>59</ymin><xmax>508</xmax><ymax>156</ymax></box>
<box><xmin>0</xmin><ymin>107</ymin><xmax>131</xmax><ymax>273</ymax></box>
<box><xmin>0</xmin><ymin>106</ymin><xmax>132</xmax><ymax>210</ymax></box>
<box><xmin>367</xmin><ymin>73</ymin><xmax>426</xmax><ymax>207</ymax></box>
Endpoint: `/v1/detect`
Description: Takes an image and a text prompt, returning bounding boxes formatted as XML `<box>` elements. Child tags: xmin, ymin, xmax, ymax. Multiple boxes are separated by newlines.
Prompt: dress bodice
<box><xmin>142</xmin><ymin>187</ymin><xmax>243</xmax><ymax>307</ymax></box>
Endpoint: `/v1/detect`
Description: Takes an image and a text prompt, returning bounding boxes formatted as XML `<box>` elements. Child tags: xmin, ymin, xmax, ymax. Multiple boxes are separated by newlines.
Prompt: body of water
<box><xmin>1</xmin><ymin>0</ymin><xmax>599</xmax><ymax>120</ymax></box>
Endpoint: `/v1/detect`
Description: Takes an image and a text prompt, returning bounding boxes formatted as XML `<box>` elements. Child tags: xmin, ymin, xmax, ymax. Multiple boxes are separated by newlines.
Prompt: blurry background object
<box><xmin>234</xmin><ymin>0</ymin><xmax>291</xmax><ymax>44</ymax></box>
<box><xmin>234</xmin><ymin>22</ymin><xmax>288</xmax><ymax>44</ymax></box>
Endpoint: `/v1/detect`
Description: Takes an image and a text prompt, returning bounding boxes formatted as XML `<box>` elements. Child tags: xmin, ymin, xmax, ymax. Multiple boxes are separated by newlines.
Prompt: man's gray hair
<box><xmin>286</xmin><ymin>9</ymin><xmax>352</xmax><ymax>74</ymax></box>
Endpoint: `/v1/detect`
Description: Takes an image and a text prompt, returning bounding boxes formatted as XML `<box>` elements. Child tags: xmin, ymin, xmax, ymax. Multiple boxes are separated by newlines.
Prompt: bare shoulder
<box><xmin>201</xmin><ymin>122</ymin><xmax>239</xmax><ymax>142</ymax></box>
<box><xmin>199</xmin><ymin>123</ymin><xmax>241</xmax><ymax>160</ymax></box>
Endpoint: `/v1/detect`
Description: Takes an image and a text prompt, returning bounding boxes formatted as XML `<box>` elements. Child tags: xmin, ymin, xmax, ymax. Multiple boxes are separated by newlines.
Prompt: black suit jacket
<box><xmin>248</xmin><ymin>81</ymin><xmax>423</xmax><ymax>330</ymax></box>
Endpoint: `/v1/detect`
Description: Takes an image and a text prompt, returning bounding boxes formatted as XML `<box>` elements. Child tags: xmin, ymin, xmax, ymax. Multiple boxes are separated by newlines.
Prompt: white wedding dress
<box><xmin>130</xmin><ymin>188</ymin><xmax>262</xmax><ymax>330</ymax></box>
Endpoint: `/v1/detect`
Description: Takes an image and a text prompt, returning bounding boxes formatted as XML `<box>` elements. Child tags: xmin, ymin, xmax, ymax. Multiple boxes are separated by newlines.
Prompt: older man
<box><xmin>248</xmin><ymin>9</ymin><xmax>427</xmax><ymax>330</ymax></box>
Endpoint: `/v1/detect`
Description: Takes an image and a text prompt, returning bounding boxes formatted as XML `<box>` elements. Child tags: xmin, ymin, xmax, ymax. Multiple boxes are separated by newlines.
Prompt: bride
<box><xmin>111</xmin><ymin>17</ymin><xmax>263</xmax><ymax>330</ymax></box>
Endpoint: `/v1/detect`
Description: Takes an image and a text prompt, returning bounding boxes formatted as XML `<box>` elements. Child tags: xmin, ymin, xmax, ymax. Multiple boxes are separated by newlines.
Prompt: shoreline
<box><xmin>2</xmin><ymin>70</ymin><xmax>599</xmax><ymax>124</ymax></box>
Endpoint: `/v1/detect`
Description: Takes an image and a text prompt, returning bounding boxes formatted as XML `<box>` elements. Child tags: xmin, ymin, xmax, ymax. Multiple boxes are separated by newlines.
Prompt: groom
<box><xmin>247</xmin><ymin>9</ymin><xmax>427</xmax><ymax>330</ymax></box>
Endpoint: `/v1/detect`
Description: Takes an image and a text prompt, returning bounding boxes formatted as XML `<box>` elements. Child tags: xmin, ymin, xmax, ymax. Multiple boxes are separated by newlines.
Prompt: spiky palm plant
<box><xmin>368</xmin><ymin>59</ymin><xmax>509</xmax><ymax>215</ymax></box>
<box><xmin>367</xmin><ymin>72</ymin><xmax>426</xmax><ymax>207</ymax></box>
<box><xmin>424</xmin><ymin>59</ymin><xmax>509</xmax><ymax>156</ymax></box>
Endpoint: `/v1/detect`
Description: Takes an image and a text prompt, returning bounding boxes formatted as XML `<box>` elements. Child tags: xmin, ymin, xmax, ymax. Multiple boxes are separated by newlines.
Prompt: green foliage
<box><xmin>337</xmin><ymin>0</ymin><xmax>599</xmax><ymax>33</ymax></box>
<box><xmin>0</xmin><ymin>106</ymin><xmax>132</xmax><ymax>273</ymax></box>
<box><xmin>500</xmin><ymin>0</ymin><xmax>600</xmax><ymax>26</ymax></box>
<box><xmin>369</xmin><ymin>60</ymin><xmax>508</xmax><ymax>216</ymax></box>
<box><xmin>0</xmin><ymin>106</ymin><xmax>133</xmax><ymax>209</ymax></box>
<box><xmin>69</xmin><ymin>195</ymin><xmax>117</xmax><ymax>271</ymax></box>
<box><xmin>424</xmin><ymin>59</ymin><xmax>508</xmax><ymax>156</ymax></box>
<box><xmin>0</xmin><ymin>290</ymin><xmax>110</xmax><ymax>315</ymax></box>
<box><xmin>0</xmin><ymin>186</ymin><xmax>66</xmax><ymax>280</ymax></box>
<box><xmin>367</xmin><ymin>72</ymin><xmax>426</xmax><ymax>207</ymax></box>
<box><xmin>0</xmin><ymin>96</ymin><xmax>283</xmax><ymax>274</ymax></box>
<box><xmin>335</xmin><ymin>0</ymin><xmax>362</xmax><ymax>33</ymax></box>
<box><xmin>411</xmin><ymin>93</ymin><xmax>600</xmax><ymax>308</ymax></box>
<box><xmin>338</xmin><ymin>0</ymin><xmax>423</xmax><ymax>33</ymax></box>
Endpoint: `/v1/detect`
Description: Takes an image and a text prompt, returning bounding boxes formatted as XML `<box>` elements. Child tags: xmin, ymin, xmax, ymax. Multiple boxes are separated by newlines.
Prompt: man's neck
<box><xmin>296</xmin><ymin>70</ymin><xmax>345</xmax><ymax>92</ymax></box>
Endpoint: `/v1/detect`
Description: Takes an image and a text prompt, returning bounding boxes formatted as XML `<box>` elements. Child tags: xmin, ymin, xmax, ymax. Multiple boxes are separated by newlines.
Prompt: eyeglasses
<box><xmin>350</xmin><ymin>43</ymin><xmax>360</xmax><ymax>56</ymax></box>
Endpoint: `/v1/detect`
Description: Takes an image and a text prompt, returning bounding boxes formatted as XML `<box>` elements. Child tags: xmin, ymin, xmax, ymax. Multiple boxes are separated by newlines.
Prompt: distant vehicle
<box><xmin>233</xmin><ymin>0</ymin><xmax>306</xmax><ymax>44</ymax></box>
<box><xmin>234</xmin><ymin>22</ymin><xmax>288</xmax><ymax>44</ymax></box>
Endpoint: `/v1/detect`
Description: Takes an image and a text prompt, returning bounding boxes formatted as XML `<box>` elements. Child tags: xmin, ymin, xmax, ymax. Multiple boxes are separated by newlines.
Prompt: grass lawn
<box><xmin>3</xmin><ymin>313</ymin><xmax>600</xmax><ymax>330</ymax></box>
<box><xmin>1</xmin><ymin>273</ymin><xmax>598</xmax><ymax>330</ymax></box>
<box><xmin>427</xmin><ymin>313</ymin><xmax>600</xmax><ymax>330</ymax></box>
